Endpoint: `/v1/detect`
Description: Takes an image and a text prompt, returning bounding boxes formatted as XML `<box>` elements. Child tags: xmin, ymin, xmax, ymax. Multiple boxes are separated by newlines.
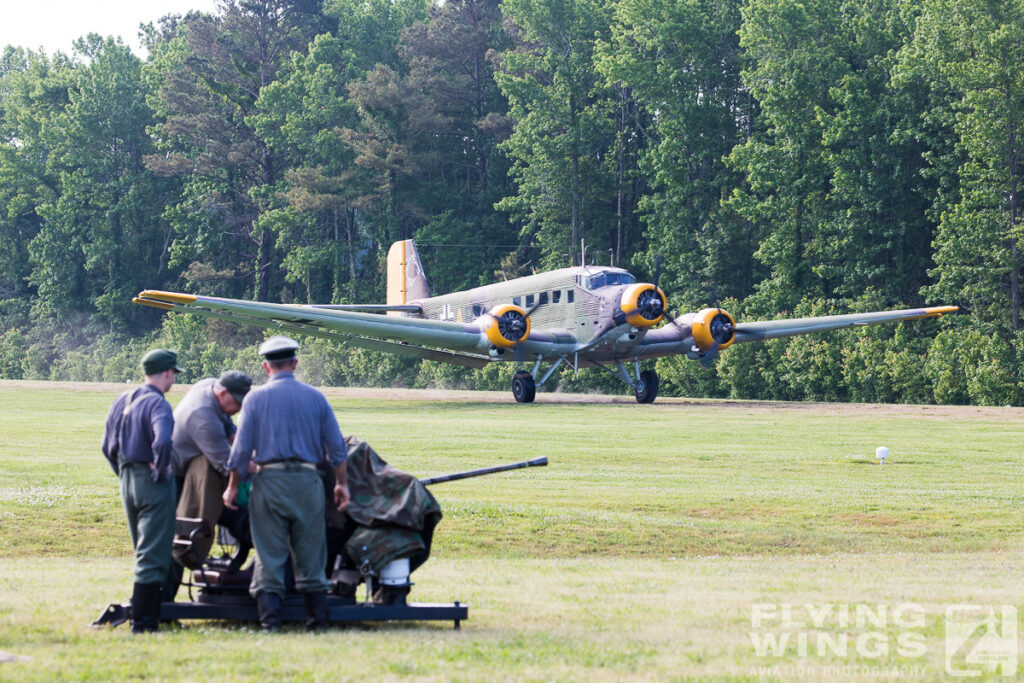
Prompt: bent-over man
<box><xmin>101</xmin><ymin>348</ymin><xmax>180</xmax><ymax>633</ymax></box>
<box><xmin>171</xmin><ymin>370</ymin><xmax>252</xmax><ymax>570</ymax></box>
<box><xmin>223</xmin><ymin>336</ymin><xmax>349</xmax><ymax>633</ymax></box>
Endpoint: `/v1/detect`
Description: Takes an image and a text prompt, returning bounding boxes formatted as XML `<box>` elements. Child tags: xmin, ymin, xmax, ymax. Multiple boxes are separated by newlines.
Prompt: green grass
<box><xmin>1</xmin><ymin>381</ymin><xmax>1023</xmax><ymax>679</ymax></box>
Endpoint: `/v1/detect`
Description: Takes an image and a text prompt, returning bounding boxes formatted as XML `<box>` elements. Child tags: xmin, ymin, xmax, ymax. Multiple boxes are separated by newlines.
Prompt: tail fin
<box><xmin>386</xmin><ymin>239</ymin><xmax>430</xmax><ymax>314</ymax></box>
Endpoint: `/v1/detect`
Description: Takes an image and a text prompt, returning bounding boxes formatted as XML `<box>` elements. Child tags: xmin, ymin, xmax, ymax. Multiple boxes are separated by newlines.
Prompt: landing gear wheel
<box><xmin>512</xmin><ymin>370</ymin><xmax>536</xmax><ymax>403</ymax></box>
<box><xmin>634</xmin><ymin>369</ymin><xmax>658</xmax><ymax>404</ymax></box>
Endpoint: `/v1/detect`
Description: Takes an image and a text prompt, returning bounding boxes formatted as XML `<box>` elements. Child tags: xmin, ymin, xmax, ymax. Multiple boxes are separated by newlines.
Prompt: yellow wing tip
<box><xmin>137</xmin><ymin>290</ymin><xmax>198</xmax><ymax>304</ymax></box>
<box><xmin>132</xmin><ymin>297</ymin><xmax>175</xmax><ymax>311</ymax></box>
<box><xmin>923</xmin><ymin>305</ymin><xmax>959</xmax><ymax>317</ymax></box>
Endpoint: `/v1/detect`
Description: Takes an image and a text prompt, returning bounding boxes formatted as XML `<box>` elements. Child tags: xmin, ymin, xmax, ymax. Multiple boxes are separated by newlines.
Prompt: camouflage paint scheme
<box><xmin>133</xmin><ymin>240</ymin><xmax>957</xmax><ymax>403</ymax></box>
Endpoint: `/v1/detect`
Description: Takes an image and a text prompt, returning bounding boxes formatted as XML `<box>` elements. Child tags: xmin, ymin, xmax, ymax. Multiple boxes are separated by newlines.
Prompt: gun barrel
<box><xmin>420</xmin><ymin>457</ymin><xmax>548</xmax><ymax>486</ymax></box>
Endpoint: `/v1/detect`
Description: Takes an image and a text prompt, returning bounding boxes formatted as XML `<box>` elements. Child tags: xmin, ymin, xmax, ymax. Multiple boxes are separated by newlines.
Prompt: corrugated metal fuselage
<box><xmin>407</xmin><ymin>266</ymin><xmax>692</xmax><ymax>364</ymax></box>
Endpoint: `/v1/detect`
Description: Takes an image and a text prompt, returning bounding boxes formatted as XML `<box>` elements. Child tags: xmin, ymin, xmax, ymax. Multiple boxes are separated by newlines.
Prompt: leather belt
<box><xmin>257</xmin><ymin>460</ymin><xmax>316</xmax><ymax>472</ymax></box>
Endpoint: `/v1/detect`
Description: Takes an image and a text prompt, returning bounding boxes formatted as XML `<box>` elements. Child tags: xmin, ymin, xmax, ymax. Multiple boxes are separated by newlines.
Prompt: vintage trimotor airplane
<box><xmin>134</xmin><ymin>240</ymin><xmax>958</xmax><ymax>403</ymax></box>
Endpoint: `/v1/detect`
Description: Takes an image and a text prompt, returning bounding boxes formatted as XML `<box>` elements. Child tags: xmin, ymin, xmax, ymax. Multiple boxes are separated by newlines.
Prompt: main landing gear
<box><xmin>509</xmin><ymin>357</ymin><xmax>659</xmax><ymax>404</ymax></box>
<box><xmin>634</xmin><ymin>369</ymin><xmax>658</xmax><ymax>404</ymax></box>
<box><xmin>512</xmin><ymin>371</ymin><xmax>536</xmax><ymax>403</ymax></box>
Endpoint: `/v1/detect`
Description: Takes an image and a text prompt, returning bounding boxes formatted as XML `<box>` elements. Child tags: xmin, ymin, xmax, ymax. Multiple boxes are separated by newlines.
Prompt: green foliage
<box><xmin>654</xmin><ymin>356</ymin><xmax>723</xmax><ymax>399</ymax></box>
<box><xmin>4</xmin><ymin>0</ymin><xmax>1024</xmax><ymax>404</ymax></box>
<box><xmin>598</xmin><ymin>0</ymin><xmax>749</xmax><ymax>304</ymax></box>
<box><xmin>0</xmin><ymin>327</ymin><xmax>25</xmax><ymax>378</ymax></box>
<box><xmin>495</xmin><ymin>0</ymin><xmax>619</xmax><ymax>269</ymax></box>
<box><xmin>908</xmin><ymin>0</ymin><xmax>1024</xmax><ymax>334</ymax></box>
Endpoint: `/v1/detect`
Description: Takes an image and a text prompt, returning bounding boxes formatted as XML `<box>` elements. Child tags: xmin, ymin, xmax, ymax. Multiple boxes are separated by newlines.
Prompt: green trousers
<box><xmin>248</xmin><ymin>465</ymin><xmax>329</xmax><ymax>597</ymax></box>
<box><xmin>119</xmin><ymin>462</ymin><xmax>175</xmax><ymax>585</ymax></box>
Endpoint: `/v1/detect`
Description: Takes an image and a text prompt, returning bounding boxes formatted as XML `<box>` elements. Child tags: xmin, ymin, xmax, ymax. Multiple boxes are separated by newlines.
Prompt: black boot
<box><xmin>304</xmin><ymin>591</ymin><xmax>327</xmax><ymax>633</ymax></box>
<box><xmin>256</xmin><ymin>592</ymin><xmax>282</xmax><ymax>633</ymax></box>
<box><xmin>130</xmin><ymin>582</ymin><xmax>162</xmax><ymax>634</ymax></box>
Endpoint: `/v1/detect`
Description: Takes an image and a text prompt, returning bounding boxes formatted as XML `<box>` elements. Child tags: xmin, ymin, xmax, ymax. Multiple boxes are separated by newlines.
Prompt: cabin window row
<box><xmin>511</xmin><ymin>290</ymin><xmax>573</xmax><ymax>309</ymax></box>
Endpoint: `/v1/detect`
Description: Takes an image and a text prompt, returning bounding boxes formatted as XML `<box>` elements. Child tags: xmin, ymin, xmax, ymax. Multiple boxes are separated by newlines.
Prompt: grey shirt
<box><xmin>226</xmin><ymin>371</ymin><xmax>346</xmax><ymax>478</ymax></box>
<box><xmin>171</xmin><ymin>378</ymin><xmax>237</xmax><ymax>477</ymax></box>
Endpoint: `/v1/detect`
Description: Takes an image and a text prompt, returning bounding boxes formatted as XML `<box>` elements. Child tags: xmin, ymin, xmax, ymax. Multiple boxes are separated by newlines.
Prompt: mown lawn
<box><xmin>1</xmin><ymin>381</ymin><xmax>1022</xmax><ymax>680</ymax></box>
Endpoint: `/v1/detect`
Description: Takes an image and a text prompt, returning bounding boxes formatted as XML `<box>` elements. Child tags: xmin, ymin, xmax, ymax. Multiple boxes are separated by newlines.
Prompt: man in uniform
<box><xmin>223</xmin><ymin>336</ymin><xmax>349</xmax><ymax>632</ymax></box>
<box><xmin>100</xmin><ymin>348</ymin><xmax>180</xmax><ymax>633</ymax></box>
<box><xmin>170</xmin><ymin>370</ymin><xmax>252</xmax><ymax>573</ymax></box>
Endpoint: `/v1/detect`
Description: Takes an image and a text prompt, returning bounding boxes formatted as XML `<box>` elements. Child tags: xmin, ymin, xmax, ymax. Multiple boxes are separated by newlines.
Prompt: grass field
<box><xmin>1</xmin><ymin>380</ymin><xmax>1023</xmax><ymax>680</ymax></box>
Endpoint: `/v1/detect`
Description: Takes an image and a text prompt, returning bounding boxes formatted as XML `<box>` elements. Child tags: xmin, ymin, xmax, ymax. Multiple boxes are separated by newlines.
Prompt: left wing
<box><xmin>134</xmin><ymin>290</ymin><xmax>493</xmax><ymax>368</ymax></box>
<box><xmin>634</xmin><ymin>305</ymin><xmax>957</xmax><ymax>361</ymax></box>
<box><xmin>732</xmin><ymin>306</ymin><xmax>958</xmax><ymax>342</ymax></box>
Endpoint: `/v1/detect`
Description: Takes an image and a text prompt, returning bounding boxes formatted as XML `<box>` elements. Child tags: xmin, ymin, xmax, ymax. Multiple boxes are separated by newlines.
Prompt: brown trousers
<box><xmin>172</xmin><ymin>456</ymin><xmax>228</xmax><ymax>568</ymax></box>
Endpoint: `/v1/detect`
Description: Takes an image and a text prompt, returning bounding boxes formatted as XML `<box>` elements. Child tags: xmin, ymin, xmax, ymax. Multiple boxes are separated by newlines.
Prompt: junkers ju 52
<box><xmin>134</xmin><ymin>240</ymin><xmax>957</xmax><ymax>403</ymax></box>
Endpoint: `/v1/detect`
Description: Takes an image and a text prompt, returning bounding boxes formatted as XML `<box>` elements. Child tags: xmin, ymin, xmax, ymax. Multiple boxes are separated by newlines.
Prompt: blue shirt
<box><xmin>101</xmin><ymin>384</ymin><xmax>174</xmax><ymax>482</ymax></box>
<box><xmin>226</xmin><ymin>371</ymin><xmax>346</xmax><ymax>478</ymax></box>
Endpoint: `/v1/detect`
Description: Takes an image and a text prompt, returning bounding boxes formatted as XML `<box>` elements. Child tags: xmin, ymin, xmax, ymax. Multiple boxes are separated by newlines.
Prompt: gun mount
<box><xmin>93</xmin><ymin>445</ymin><xmax>550</xmax><ymax>631</ymax></box>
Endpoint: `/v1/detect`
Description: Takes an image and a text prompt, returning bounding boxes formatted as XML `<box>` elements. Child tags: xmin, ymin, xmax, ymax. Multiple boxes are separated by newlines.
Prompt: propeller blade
<box><xmin>700</xmin><ymin>342</ymin><xmax>720</xmax><ymax>368</ymax></box>
<box><xmin>511</xmin><ymin>300</ymin><xmax>547</xmax><ymax>361</ymax></box>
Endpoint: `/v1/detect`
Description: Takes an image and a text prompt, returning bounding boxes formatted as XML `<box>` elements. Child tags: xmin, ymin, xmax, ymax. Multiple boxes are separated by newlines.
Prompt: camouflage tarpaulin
<box><xmin>334</xmin><ymin>436</ymin><xmax>442</xmax><ymax>575</ymax></box>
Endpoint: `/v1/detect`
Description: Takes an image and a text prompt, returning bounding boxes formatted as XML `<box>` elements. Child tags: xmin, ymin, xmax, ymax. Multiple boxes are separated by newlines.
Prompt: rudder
<box><xmin>386</xmin><ymin>240</ymin><xmax>430</xmax><ymax>314</ymax></box>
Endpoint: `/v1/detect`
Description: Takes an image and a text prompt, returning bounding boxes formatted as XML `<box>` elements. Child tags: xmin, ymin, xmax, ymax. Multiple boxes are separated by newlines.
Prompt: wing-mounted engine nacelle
<box><xmin>618</xmin><ymin>283</ymin><xmax>667</xmax><ymax>328</ymax></box>
<box><xmin>481</xmin><ymin>304</ymin><xmax>531</xmax><ymax>349</ymax></box>
<box><xmin>691</xmin><ymin>308</ymin><xmax>736</xmax><ymax>351</ymax></box>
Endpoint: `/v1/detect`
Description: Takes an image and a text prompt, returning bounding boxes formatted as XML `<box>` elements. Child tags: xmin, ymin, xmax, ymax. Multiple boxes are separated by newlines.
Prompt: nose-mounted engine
<box><xmin>619</xmin><ymin>283</ymin><xmax>667</xmax><ymax>328</ymax></box>
<box><xmin>691</xmin><ymin>308</ymin><xmax>736</xmax><ymax>351</ymax></box>
<box><xmin>482</xmin><ymin>304</ymin><xmax>531</xmax><ymax>348</ymax></box>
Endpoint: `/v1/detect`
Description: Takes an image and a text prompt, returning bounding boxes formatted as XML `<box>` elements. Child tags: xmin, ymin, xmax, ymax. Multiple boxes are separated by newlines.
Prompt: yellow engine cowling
<box><xmin>691</xmin><ymin>308</ymin><xmax>736</xmax><ymax>351</ymax></box>
<box><xmin>619</xmin><ymin>284</ymin><xmax>667</xmax><ymax>328</ymax></box>
<box><xmin>482</xmin><ymin>304</ymin><xmax>531</xmax><ymax>348</ymax></box>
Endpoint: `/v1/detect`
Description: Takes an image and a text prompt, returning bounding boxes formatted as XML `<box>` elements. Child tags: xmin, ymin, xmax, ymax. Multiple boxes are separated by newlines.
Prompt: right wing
<box><xmin>134</xmin><ymin>291</ymin><xmax>493</xmax><ymax>368</ymax></box>
<box><xmin>133</xmin><ymin>290</ymin><xmax>581</xmax><ymax>367</ymax></box>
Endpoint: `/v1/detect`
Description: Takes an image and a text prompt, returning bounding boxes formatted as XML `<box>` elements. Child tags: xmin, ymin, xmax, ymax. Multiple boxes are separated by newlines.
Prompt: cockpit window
<box><xmin>582</xmin><ymin>271</ymin><xmax>637</xmax><ymax>289</ymax></box>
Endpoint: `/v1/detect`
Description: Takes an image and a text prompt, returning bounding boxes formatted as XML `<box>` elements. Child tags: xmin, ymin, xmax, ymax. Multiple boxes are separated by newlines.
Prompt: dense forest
<box><xmin>0</xmin><ymin>0</ymin><xmax>1021</xmax><ymax>404</ymax></box>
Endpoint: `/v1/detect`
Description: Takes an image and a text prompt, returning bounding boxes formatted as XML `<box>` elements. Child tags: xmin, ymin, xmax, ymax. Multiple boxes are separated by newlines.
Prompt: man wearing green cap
<box><xmin>101</xmin><ymin>348</ymin><xmax>181</xmax><ymax>633</ymax></box>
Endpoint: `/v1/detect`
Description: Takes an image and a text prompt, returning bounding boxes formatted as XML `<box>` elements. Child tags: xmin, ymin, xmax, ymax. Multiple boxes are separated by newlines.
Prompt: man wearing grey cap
<box><xmin>101</xmin><ymin>348</ymin><xmax>181</xmax><ymax>633</ymax></box>
<box><xmin>223</xmin><ymin>335</ymin><xmax>349</xmax><ymax>633</ymax></box>
<box><xmin>170</xmin><ymin>370</ymin><xmax>253</xmax><ymax>573</ymax></box>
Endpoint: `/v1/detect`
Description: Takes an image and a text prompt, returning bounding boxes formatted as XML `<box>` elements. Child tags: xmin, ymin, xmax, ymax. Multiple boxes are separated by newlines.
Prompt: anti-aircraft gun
<box><xmin>92</xmin><ymin>442</ymin><xmax>547</xmax><ymax>630</ymax></box>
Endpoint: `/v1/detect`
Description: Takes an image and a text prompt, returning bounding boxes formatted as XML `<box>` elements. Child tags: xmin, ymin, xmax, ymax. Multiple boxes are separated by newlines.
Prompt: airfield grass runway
<box><xmin>1</xmin><ymin>380</ymin><xmax>1023</xmax><ymax>680</ymax></box>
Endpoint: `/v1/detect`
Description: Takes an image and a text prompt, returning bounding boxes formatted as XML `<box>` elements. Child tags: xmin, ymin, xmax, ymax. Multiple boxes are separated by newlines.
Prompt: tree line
<box><xmin>0</xmin><ymin>0</ymin><xmax>1020</xmax><ymax>404</ymax></box>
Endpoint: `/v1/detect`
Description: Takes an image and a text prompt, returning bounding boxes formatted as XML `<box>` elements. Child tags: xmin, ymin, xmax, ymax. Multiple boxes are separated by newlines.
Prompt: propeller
<box><xmin>652</xmin><ymin>253</ymin><xmax>664</xmax><ymax>291</ymax></box>
<box><xmin>699</xmin><ymin>312</ymin><xmax>735</xmax><ymax>367</ymax></box>
<box><xmin>512</xmin><ymin>300</ymin><xmax>547</xmax><ymax>362</ymax></box>
<box><xmin>635</xmin><ymin>287</ymin><xmax>666</xmax><ymax>321</ymax></box>
<box><xmin>496</xmin><ymin>308</ymin><xmax>529</xmax><ymax>341</ymax></box>
<box><xmin>648</xmin><ymin>253</ymin><xmax>685</xmax><ymax>331</ymax></box>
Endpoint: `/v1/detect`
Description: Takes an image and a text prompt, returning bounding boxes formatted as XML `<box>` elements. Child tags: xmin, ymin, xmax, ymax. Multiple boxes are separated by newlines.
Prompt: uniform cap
<box><xmin>141</xmin><ymin>348</ymin><xmax>182</xmax><ymax>375</ymax></box>
<box><xmin>217</xmin><ymin>370</ymin><xmax>252</xmax><ymax>405</ymax></box>
<box><xmin>258</xmin><ymin>335</ymin><xmax>299</xmax><ymax>361</ymax></box>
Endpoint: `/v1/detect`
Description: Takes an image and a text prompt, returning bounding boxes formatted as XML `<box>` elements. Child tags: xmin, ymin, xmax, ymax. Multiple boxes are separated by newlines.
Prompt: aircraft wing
<box><xmin>133</xmin><ymin>290</ymin><xmax>492</xmax><ymax>368</ymax></box>
<box><xmin>732</xmin><ymin>306</ymin><xmax>958</xmax><ymax>343</ymax></box>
